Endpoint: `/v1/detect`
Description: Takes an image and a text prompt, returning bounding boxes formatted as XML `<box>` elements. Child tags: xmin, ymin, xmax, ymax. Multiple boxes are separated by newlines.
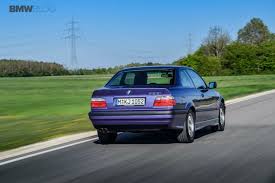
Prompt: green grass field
<box><xmin>1</xmin><ymin>74</ymin><xmax>275</xmax><ymax>151</ymax></box>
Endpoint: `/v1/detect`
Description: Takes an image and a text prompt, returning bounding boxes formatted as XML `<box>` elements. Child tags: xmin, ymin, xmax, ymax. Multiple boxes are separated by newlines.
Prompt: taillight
<box><xmin>91</xmin><ymin>98</ymin><xmax>107</xmax><ymax>108</ymax></box>
<box><xmin>153</xmin><ymin>96</ymin><xmax>176</xmax><ymax>107</ymax></box>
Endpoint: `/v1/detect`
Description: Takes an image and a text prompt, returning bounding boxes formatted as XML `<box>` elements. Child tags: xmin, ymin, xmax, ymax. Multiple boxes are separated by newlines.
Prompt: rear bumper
<box><xmin>88</xmin><ymin>109</ymin><xmax>187</xmax><ymax>131</ymax></box>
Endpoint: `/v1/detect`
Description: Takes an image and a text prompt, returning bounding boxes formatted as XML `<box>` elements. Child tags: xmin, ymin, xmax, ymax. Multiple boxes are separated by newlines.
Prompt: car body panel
<box><xmin>88</xmin><ymin>66</ymin><xmax>224</xmax><ymax>132</ymax></box>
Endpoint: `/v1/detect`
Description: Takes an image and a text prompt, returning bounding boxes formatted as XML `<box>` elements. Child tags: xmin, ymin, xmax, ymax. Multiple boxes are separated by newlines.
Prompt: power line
<box><xmin>64</xmin><ymin>17</ymin><xmax>79</xmax><ymax>69</ymax></box>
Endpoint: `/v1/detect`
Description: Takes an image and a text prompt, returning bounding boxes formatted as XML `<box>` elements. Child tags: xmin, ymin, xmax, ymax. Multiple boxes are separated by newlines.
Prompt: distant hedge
<box><xmin>0</xmin><ymin>59</ymin><xmax>69</xmax><ymax>77</ymax></box>
<box><xmin>0</xmin><ymin>60</ymin><xmax>163</xmax><ymax>77</ymax></box>
<box><xmin>69</xmin><ymin>62</ymin><xmax>163</xmax><ymax>75</ymax></box>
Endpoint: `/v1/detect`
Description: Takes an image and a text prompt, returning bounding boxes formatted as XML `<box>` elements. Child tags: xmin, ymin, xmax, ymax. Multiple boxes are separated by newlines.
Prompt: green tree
<box><xmin>177</xmin><ymin>54</ymin><xmax>222</xmax><ymax>76</ymax></box>
<box><xmin>269</xmin><ymin>33</ymin><xmax>275</xmax><ymax>41</ymax></box>
<box><xmin>258</xmin><ymin>41</ymin><xmax>275</xmax><ymax>72</ymax></box>
<box><xmin>222</xmin><ymin>42</ymin><xmax>262</xmax><ymax>74</ymax></box>
<box><xmin>237</xmin><ymin>18</ymin><xmax>270</xmax><ymax>45</ymax></box>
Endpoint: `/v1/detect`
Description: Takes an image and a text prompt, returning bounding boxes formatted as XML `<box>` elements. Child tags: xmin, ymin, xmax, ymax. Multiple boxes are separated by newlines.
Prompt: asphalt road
<box><xmin>1</xmin><ymin>92</ymin><xmax>275</xmax><ymax>183</ymax></box>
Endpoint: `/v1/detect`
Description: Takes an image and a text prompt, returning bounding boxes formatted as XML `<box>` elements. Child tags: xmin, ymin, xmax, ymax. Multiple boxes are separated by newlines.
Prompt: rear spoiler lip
<box><xmin>92</xmin><ymin>88</ymin><xmax>171</xmax><ymax>97</ymax></box>
<box><xmin>105</xmin><ymin>85</ymin><xmax>175</xmax><ymax>88</ymax></box>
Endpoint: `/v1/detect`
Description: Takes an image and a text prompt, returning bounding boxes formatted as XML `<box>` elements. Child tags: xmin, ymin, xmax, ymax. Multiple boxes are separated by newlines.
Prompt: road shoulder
<box><xmin>0</xmin><ymin>131</ymin><xmax>97</xmax><ymax>163</ymax></box>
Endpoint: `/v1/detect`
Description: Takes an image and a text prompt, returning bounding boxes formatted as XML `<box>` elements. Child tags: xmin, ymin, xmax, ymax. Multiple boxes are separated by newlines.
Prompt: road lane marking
<box><xmin>226</xmin><ymin>89</ymin><xmax>275</xmax><ymax>106</ymax></box>
<box><xmin>0</xmin><ymin>137</ymin><xmax>98</xmax><ymax>166</ymax></box>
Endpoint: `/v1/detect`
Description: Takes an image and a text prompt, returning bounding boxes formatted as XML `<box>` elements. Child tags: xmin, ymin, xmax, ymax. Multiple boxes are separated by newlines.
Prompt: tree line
<box><xmin>0</xmin><ymin>60</ymin><xmax>162</xmax><ymax>77</ymax></box>
<box><xmin>0</xmin><ymin>59</ymin><xmax>69</xmax><ymax>77</ymax></box>
<box><xmin>173</xmin><ymin>18</ymin><xmax>275</xmax><ymax>76</ymax></box>
<box><xmin>1</xmin><ymin>18</ymin><xmax>274</xmax><ymax>77</ymax></box>
<box><xmin>69</xmin><ymin>62</ymin><xmax>162</xmax><ymax>75</ymax></box>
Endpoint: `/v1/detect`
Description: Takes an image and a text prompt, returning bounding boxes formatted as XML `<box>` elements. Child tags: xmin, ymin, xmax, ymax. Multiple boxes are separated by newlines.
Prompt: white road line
<box><xmin>1</xmin><ymin>89</ymin><xmax>275</xmax><ymax>166</ymax></box>
<box><xmin>225</xmin><ymin>89</ymin><xmax>275</xmax><ymax>106</ymax></box>
<box><xmin>0</xmin><ymin>137</ymin><xmax>98</xmax><ymax>166</ymax></box>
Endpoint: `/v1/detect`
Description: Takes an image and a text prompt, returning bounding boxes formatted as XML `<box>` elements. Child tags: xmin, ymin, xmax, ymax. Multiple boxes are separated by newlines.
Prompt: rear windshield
<box><xmin>106</xmin><ymin>69</ymin><xmax>175</xmax><ymax>87</ymax></box>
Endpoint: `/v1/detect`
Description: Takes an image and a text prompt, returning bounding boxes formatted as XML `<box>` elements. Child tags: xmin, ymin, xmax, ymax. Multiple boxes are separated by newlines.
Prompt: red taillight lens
<box><xmin>153</xmin><ymin>96</ymin><xmax>176</xmax><ymax>107</ymax></box>
<box><xmin>91</xmin><ymin>98</ymin><xmax>107</xmax><ymax>108</ymax></box>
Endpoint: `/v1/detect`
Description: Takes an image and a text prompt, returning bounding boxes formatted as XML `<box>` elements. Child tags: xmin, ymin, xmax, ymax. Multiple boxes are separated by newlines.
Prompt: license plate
<box><xmin>116</xmin><ymin>98</ymin><xmax>145</xmax><ymax>106</ymax></box>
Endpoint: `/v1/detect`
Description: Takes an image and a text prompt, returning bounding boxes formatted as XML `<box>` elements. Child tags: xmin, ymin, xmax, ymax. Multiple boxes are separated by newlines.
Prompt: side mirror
<box><xmin>209</xmin><ymin>81</ymin><xmax>217</xmax><ymax>89</ymax></box>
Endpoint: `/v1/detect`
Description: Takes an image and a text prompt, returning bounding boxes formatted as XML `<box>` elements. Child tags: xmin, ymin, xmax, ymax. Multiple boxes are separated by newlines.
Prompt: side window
<box><xmin>180</xmin><ymin>70</ymin><xmax>194</xmax><ymax>88</ymax></box>
<box><xmin>147</xmin><ymin>70</ymin><xmax>174</xmax><ymax>85</ymax></box>
<box><xmin>109</xmin><ymin>72</ymin><xmax>123</xmax><ymax>86</ymax></box>
<box><xmin>186</xmin><ymin>69</ymin><xmax>207</xmax><ymax>89</ymax></box>
<box><xmin>123</xmin><ymin>72</ymin><xmax>135</xmax><ymax>85</ymax></box>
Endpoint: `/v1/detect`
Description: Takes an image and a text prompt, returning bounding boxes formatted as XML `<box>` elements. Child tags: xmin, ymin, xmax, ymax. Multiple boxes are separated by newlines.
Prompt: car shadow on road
<box><xmin>94</xmin><ymin>127</ymin><xmax>217</xmax><ymax>144</ymax></box>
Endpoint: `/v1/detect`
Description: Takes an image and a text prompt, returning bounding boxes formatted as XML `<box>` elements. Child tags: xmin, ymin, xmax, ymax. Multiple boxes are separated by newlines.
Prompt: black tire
<box><xmin>218</xmin><ymin>103</ymin><xmax>225</xmax><ymax>131</ymax></box>
<box><xmin>97</xmin><ymin>130</ymin><xmax>117</xmax><ymax>144</ymax></box>
<box><xmin>212</xmin><ymin>103</ymin><xmax>225</xmax><ymax>132</ymax></box>
<box><xmin>177</xmin><ymin>111</ymin><xmax>195</xmax><ymax>143</ymax></box>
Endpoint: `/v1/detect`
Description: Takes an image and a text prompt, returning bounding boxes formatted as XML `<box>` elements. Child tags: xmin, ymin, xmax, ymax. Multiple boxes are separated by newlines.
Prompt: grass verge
<box><xmin>1</xmin><ymin>74</ymin><xmax>275</xmax><ymax>151</ymax></box>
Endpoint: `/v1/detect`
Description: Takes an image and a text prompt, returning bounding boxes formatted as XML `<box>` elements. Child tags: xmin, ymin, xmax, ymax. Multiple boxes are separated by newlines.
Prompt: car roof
<box><xmin>121</xmin><ymin>65</ymin><xmax>191</xmax><ymax>71</ymax></box>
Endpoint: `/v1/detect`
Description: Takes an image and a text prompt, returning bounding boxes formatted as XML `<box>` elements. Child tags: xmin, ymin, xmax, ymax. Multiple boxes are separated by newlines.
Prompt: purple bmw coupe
<box><xmin>89</xmin><ymin>66</ymin><xmax>225</xmax><ymax>144</ymax></box>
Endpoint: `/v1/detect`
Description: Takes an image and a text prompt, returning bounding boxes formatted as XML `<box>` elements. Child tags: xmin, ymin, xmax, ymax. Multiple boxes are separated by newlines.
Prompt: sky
<box><xmin>0</xmin><ymin>0</ymin><xmax>274</xmax><ymax>68</ymax></box>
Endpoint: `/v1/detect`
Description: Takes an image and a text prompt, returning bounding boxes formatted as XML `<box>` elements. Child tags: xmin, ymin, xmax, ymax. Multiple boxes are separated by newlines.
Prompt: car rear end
<box><xmin>88</xmin><ymin>68</ymin><xmax>180</xmax><ymax>132</ymax></box>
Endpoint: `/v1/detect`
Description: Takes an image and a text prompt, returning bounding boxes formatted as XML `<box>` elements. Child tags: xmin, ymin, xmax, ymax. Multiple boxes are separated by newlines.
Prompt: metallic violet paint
<box><xmin>88</xmin><ymin>66</ymin><xmax>224</xmax><ymax>132</ymax></box>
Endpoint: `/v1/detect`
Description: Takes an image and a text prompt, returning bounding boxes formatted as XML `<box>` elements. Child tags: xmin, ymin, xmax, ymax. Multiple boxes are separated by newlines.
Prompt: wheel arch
<box><xmin>220</xmin><ymin>97</ymin><xmax>226</xmax><ymax>113</ymax></box>
<box><xmin>186</xmin><ymin>104</ymin><xmax>196</xmax><ymax>121</ymax></box>
<box><xmin>221</xmin><ymin>98</ymin><xmax>225</xmax><ymax>105</ymax></box>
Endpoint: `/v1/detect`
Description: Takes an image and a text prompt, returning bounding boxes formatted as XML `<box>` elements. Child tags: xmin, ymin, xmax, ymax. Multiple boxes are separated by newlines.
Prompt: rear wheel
<box><xmin>177</xmin><ymin>111</ymin><xmax>195</xmax><ymax>143</ymax></box>
<box><xmin>97</xmin><ymin>130</ymin><xmax>117</xmax><ymax>144</ymax></box>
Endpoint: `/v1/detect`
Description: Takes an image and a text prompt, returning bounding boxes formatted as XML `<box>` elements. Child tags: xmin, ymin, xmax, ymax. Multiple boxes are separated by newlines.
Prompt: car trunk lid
<box><xmin>92</xmin><ymin>87</ymin><xmax>172</xmax><ymax>110</ymax></box>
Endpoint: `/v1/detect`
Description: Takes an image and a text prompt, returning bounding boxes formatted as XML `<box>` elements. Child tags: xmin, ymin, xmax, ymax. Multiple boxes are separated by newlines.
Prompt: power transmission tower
<box><xmin>187</xmin><ymin>33</ymin><xmax>193</xmax><ymax>55</ymax></box>
<box><xmin>65</xmin><ymin>17</ymin><xmax>79</xmax><ymax>69</ymax></box>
